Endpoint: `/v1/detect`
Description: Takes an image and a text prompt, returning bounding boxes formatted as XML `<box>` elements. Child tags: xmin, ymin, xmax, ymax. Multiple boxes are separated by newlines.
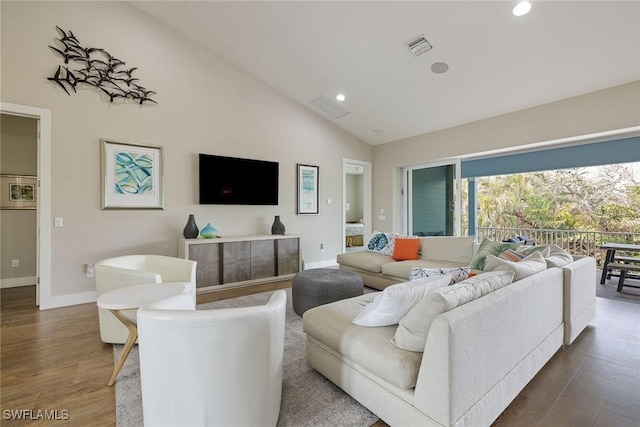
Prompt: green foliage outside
<box><xmin>473</xmin><ymin>163</ymin><xmax>640</xmax><ymax>233</ymax></box>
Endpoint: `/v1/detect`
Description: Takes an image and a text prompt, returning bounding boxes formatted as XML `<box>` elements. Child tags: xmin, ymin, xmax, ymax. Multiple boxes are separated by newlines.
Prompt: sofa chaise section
<box><xmin>303</xmin><ymin>267</ymin><xmax>565</xmax><ymax>426</ymax></box>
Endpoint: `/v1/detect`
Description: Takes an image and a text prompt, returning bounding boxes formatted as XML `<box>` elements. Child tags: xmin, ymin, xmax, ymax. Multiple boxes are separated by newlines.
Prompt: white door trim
<box><xmin>1</xmin><ymin>102</ymin><xmax>52</xmax><ymax>309</ymax></box>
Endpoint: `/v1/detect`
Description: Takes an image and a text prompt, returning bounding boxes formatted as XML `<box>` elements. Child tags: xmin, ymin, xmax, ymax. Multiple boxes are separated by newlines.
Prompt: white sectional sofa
<box><xmin>338</xmin><ymin>236</ymin><xmax>596</xmax><ymax>345</ymax></box>
<box><xmin>304</xmin><ymin>237</ymin><xmax>596</xmax><ymax>426</ymax></box>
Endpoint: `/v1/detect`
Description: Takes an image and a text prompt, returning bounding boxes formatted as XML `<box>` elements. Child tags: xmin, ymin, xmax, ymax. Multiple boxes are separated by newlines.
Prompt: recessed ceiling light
<box><xmin>431</xmin><ymin>62</ymin><xmax>449</xmax><ymax>74</ymax></box>
<box><xmin>336</xmin><ymin>93</ymin><xmax>346</xmax><ymax>102</ymax></box>
<box><xmin>513</xmin><ymin>1</ymin><xmax>532</xmax><ymax>16</ymax></box>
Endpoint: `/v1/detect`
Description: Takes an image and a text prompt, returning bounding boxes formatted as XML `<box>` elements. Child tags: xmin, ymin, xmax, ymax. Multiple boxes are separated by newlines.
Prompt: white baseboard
<box><xmin>39</xmin><ymin>291</ymin><xmax>98</xmax><ymax>310</ymax></box>
<box><xmin>0</xmin><ymin>276</ymin><xmax>36</xmax><ymax>288</ymax></box>
<box><xmin>303</xmin><ymin>259</ymin><xmax>338</xmax><ymax>270</ymax></box>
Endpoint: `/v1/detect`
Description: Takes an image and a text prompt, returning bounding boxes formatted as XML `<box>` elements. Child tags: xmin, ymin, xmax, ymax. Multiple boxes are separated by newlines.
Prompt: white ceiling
<box><xmin>132</xmin><ymin>1</ymin><xmax>640</xmax><ymax>145</ymax></box>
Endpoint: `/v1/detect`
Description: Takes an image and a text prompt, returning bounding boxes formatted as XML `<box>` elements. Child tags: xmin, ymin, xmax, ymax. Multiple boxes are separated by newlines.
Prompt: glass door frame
<box><xmin>401</xmin><ymin>158</ymin><xmax>462</xmax><ymax>237</ymax></box>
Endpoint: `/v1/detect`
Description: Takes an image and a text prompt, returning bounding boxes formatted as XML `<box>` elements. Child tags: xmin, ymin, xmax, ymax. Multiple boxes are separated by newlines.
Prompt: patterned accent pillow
<box><xmin>469</xmin><ymin>238</ymin><xmax>520</xmax><ymax>270</ymax></box>
<box><xmin>484</xmin><ymin>251</ymin><xmax>547</xmax><ymax>281</ymax></box>
<box><xmin>499</xmin><ymin>249</ymin><xmax>526</xmax><ymax>263</ymax></box>
<box><xmin>409</xmin><ymin>266</ymin><xmax>471</xmax><ymax>285</ymax></box>
<box><xmin>367</xmin><ymin>231</ymin><xmax>396</xmax><ymax>256</ymax></box>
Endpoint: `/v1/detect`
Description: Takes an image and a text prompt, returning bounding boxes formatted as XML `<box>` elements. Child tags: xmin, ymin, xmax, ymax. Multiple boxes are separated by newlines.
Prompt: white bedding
<box><xmin>345</xmin><ymin>223</ymin><xmax>364</xmax><ymax>236</ymax></box>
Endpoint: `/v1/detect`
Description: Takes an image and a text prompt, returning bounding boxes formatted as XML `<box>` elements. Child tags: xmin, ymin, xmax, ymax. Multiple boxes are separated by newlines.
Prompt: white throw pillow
<box><xmin>392</xmin><ymin>271</ymin><xmax>515</xmax><ymax>352</ymax></box>
<box><xmin>516</xmin><ymin>244</ymin><xmax>550</xmax><ymax>257</ymax></box>
<box><xmin>409</xmin><ymin>266</ymin><xmax>471</xmax><ymax>285</ymax></box>
<box><xmin>351</xmin><ymin>274</ymin><xmax>451</xmax><ymax>327</ymax></box>
<box><xmin>544</xmin><ymin>244</ymin><xmax>573</xmax><ymax>267</ymax></box>
<box><xmin>484</xmin><ymin>250</ymin><xmax>547</xmax><ymax>281</ymax></box>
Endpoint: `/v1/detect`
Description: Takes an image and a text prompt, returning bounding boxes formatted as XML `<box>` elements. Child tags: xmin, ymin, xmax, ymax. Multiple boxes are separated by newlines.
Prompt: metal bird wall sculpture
<box><xmin>47</xmin><ymin>27</ymin><xmax>157</xmax><ymax>105</ymax></box>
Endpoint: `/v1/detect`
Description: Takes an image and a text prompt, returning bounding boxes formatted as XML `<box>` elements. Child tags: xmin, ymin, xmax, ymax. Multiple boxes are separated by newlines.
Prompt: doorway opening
<box><xmin>402</xmin><ymin>159</ymin><xmax>462</xmax><ymax>237</ymax></box>
<box><xmin>343</xmin><ymin>159</ymin><xmax>372</xmax><ymax>253</ymax></box>
<box><xmin>1</xmin><ymin>103</ymin><xmax>52</xmax><ymax>308</ymax></box>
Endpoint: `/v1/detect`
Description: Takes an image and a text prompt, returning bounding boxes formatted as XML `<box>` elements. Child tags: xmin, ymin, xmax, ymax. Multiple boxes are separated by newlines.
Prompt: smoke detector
<box><xmin>407</xmin><ymin>35</ymin><xmax>433</xmax><ymax>57</ymax></box>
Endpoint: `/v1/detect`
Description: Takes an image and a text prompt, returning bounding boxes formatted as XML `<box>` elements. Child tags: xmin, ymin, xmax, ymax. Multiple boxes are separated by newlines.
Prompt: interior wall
<box><xmin>373</xmin><ymin>80</ymin><xmax>640</xmax><ymax>232</ymax></box>
<box><xmin>1</xmin><ymin>1</ymin><xmax>372</xmax><ymax>299</ymax></box>
<box><xmin>345</xmin><ymin>174</ymin><xmax>363</xmax><ymax>222</ymax></box>
<box><xmin>0</xmin><ymin>114</ymin><xmax>38</xmax><ymax>286</ymax></box>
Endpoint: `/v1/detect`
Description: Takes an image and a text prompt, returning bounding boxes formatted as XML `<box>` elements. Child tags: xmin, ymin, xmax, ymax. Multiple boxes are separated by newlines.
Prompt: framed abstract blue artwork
<box><xmin>101</xmin><ymin>139</ymin><xmax>164</xmax><ymax>209</ymax></box>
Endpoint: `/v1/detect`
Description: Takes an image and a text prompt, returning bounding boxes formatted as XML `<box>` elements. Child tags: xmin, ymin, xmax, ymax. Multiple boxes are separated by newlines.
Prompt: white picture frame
<box><xmin>101</xmin><ymin>139</ymin><xmax>164</xmax><ymax>210</ymax></box>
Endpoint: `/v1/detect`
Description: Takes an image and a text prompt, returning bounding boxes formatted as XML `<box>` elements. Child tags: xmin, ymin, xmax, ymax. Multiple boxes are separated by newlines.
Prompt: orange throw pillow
<box><xmin>392</xmin><ymin>238</ymin><xmax>420</xmax><ymax>261</ymax></box>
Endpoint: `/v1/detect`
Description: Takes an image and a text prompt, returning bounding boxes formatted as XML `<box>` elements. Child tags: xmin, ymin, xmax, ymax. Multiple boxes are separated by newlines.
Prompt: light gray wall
<box><xmin>0</xmin><ymin>114</ymin><xmax>38</xmax><ymax>284</ymax></box>
<box><xmin>345</xmin><ymin>174</ymin><xmax>363</xmax><ymax>222</ymax></box>
<box><xmin>373</xmin><ymin>80</ymin><xmax>640</xmax><ymax>232</ymax></box>
<box><xmin>1</xmin><ymin>1</ymin><xmax>372</xmax><ymax>298</ymax></box>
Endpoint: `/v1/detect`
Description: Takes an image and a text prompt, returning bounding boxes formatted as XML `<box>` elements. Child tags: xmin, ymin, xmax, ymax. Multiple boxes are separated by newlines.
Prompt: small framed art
<box><xmin>101</xmin><ymin>139</ymin><xmax>164</xmax><ymax>209</ymax></box>
<box><xmin>297</xmin><ymin>163</ymin><xmax>319</xmax><ymax>215</ymax></box>
<box><xmin>0</xmin><ymin>175</ymin><xmax>37</xmax><ymax>210</ymax></box>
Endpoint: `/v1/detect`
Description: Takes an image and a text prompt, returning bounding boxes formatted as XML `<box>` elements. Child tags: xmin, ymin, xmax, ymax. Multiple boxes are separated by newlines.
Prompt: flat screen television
<box><xmin>199</xmin><ymin>154</ymin><xmax>279</xmax><ymax>205</ymax></box>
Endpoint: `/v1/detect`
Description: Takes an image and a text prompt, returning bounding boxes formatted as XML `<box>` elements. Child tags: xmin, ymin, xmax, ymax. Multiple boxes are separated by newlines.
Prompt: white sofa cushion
<box><xmin>484</xmin><ymin>251</ymin><xmax>547</xmax><ymax>281</ymax></box>
<box><xmin>544</xmin><ymin>244</ymin><xmax>574</xmax><ymax>268</ymax></box>
<box><xmin>336</xmin><ymin>251</ymin><xmax>395</xmax><ymax>274</ymax></box>
<box><xmin>392</xmin><ymin>271</ymin><xmax>515</xmax><ymax>352</ymax></box>
<box><xmin>420</xmin><ymin>236</ymin><xmax>476</xmax><ymax>264</ymax></box>
<box><xmin>303</xmin><ymin>294</ymin><xmax>424</xmax><ymax>390</ymax></box>
<box><xmin>352</xmin><ymin>275</ymin><xmax>451</xmax><ymax>327</ymax></box>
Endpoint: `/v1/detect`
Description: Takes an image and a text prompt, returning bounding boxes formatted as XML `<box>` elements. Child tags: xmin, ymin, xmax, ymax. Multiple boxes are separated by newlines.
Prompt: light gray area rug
<box><xmin>114</xmin><ymin>288</ymin><xmax>379</xmax><ymax>426</ymax></box>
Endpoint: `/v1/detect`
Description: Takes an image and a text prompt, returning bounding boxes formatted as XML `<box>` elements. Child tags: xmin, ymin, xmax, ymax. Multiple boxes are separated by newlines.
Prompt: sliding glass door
<box><xmin>404</xmin><ymin>160</ymin><xmax>461</xmax><ymax>237</ymax></box>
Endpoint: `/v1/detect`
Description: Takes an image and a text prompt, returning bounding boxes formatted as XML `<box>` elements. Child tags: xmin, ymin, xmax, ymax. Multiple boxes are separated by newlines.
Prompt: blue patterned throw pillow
<box><xmin>367</xmin><ymin>231</ymin><xmax>396</xmax><ymax>256</ymax></box>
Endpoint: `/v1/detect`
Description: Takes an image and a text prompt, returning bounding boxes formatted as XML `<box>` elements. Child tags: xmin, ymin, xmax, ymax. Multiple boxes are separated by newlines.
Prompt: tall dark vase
<box><xmin>183</xmin><ymin>214</ymin><xmax>199</xmax><ymax>239</ymax></box>
<box><xmin>271</xmin><ymin>215</ymin><xmax>285</xmax><ymax>235</ymax></box>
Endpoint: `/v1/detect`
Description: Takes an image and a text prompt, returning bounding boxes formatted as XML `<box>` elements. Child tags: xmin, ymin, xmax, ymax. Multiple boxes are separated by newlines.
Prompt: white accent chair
<box><xmin>137</xmin><ymin>290</ymin><xmax>287</xmax><ymax>427</ymax></box>
<box><xmin>95</xmin><ymin>255</ymin><xmax>197</xmax><ymax>343</ymax></box>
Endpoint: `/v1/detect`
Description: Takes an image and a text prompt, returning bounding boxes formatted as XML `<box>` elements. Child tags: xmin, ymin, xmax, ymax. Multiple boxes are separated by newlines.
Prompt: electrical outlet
<box><xmin>85</xmin><ymin>263</ymin><xmax>94</xmax><ymax>278</ymax></box>
<box><xmin>12</xmin><ymin>259</ymin><xmax>19</xmax><ymax>267</ymax></box>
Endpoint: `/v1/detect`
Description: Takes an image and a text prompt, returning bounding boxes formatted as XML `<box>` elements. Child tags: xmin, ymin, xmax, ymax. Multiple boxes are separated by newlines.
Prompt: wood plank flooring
<box><xmin>2</xmin><ymin>281</ymin><xmax>639</xmax><ymax>426</ymax></box>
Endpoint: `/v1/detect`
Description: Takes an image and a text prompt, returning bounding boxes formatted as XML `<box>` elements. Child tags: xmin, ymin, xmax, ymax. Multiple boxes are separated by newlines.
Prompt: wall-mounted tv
<box><xmin>199</xmin><ymin>154</ymin><xmax>279</xmax><ymax>205</ymax></box>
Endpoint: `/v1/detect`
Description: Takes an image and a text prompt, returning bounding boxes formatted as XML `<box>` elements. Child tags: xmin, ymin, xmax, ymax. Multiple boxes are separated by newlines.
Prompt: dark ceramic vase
<box><xmin>271</xmin><ymin>215</ymin><xmax>285</xmax><ymax>235</ymax></box>
<box><xmin>183</xmin><ymin>214</ymin><xmax>199</xmax><ymax>239</ymax></box>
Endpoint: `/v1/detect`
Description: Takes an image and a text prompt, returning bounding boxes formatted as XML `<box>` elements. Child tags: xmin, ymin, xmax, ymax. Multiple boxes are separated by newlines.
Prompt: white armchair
<box><xmin>95</xmin><ymin>255</ymin><xmax>197</xmax><ymax>343</ymax></box>
<box><xmin>137</xmin><ymin>290</ymin><xmax>287</xmax><ymax>427</ymax></box>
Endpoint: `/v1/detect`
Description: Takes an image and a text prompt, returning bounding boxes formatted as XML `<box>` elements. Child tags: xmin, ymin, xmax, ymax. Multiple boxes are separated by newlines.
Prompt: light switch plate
<box><xmin>54</xmin><ymin>217</ymin><xmax>63</xmax><ymax>227</ymax></box>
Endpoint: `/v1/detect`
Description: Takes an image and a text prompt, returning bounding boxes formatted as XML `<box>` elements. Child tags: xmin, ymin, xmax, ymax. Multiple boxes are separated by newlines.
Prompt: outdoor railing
<box><xmin>476</xmin><ymin>227</ymin><xmax>640</xmax><ymax>267</ymax></box>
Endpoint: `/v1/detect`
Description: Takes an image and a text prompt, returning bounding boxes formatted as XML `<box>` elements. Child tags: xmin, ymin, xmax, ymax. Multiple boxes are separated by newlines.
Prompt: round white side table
<box><xmin>97</xmin><ymin>282</ymin><xmax>187</xmax><ymax>386</ymax></box>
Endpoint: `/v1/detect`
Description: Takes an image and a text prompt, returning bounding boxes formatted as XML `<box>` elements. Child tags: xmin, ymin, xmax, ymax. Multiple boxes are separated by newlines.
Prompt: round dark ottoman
<box><xmin>292</xmin><ymin>268</ymin><xmax>364</xmax><ymax>316</ymax></box>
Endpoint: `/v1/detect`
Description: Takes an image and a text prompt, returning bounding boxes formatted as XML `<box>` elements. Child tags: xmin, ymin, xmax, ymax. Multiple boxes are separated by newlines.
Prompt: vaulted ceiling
<box><xmin>132</xmin><ymin>1</ymin><xmax>640</xmax><ymax>145</ymax></box>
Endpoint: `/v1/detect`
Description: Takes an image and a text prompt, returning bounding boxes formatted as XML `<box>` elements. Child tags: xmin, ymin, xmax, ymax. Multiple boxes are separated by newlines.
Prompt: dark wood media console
<box><xmin>179</xmin><ymin>235</ymin><xmax>300</xmax><ymax>294</ymax></box>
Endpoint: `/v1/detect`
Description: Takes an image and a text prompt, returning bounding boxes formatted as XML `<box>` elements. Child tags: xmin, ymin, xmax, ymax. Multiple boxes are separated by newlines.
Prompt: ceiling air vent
<box><xmin>309</xmin><ymin>94</ymin><xmax>350</xmax><ymax>119</ymax></box>
<box><xmin>407</xmin><ymin>35</ymin><xmax>432</xmax><ymax>57</ymax></box>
